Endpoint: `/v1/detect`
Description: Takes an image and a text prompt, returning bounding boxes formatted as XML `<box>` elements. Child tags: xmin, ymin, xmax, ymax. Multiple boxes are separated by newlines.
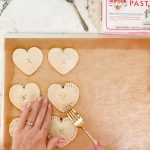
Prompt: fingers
<box><xmin>34</xmin><ymin>99</ymin><xmax>48</xmax><ymax>129</ymax></box>
<box><xmin>17</xmin><ymin>103</ymin><xmax>31</xmax><ymax>130</ymax></box>
<box><xmin>47</xmin><ymin>137</ymin><xmax>65</xmax><ymax>150</ymax></box>
<box><xmin>41</xmin><ymin>103</ymin><xmax>52</xmax><ymax>132</ymax></box>
<box><xmin>93</xmin><ymin>140</ymin><xmax>104</xmax><ymax>150</ymax></box>
<box><xmin>25</xmin><ymin>97</ymin><xmax>42</xmax><ymax>129</ymax></box>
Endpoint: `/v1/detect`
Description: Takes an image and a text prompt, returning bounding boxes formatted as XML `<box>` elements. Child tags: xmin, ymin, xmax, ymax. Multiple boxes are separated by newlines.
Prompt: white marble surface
<box><xmin>0</xmin><ymin>0</ymin><xmax>98</xmax><ymax>34</ymax></box>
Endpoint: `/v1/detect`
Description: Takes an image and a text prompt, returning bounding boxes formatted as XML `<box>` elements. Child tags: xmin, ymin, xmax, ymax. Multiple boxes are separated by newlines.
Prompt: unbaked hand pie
<box><xmin>9</xmin><ymin>83</ymin><xmax>40</xmax><ymax>111</ymax></box>
<box><xmin>13</xmin><ymin>47</ymin><xmax>43</xmax><ymax>75</ymax></box>
<box><xmin>48</xmin><ymin>83</ymin><xmax>79</xmax><ymax>112</ymax></box>
<box><xmin>9</xmin><ymin>118</ymin><xmax>20</xmax><ymax>137</ymax></box>
<box><xmin>49</xmin><ymin>116</ymin><xmax>78</xmax><ymax>148</ymax></box>
<box><xmin>48</xmin><ymin>48</ymin><xmax>79</xmax><ymax>75</ymax></box>
<box><xmin>9</xmin><ymin>116</ymin><xmax>78</xmax><ymax>148</ymax></box>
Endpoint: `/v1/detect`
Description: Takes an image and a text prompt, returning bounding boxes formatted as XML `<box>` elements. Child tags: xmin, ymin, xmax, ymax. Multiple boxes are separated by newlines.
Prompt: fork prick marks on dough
<box><xmin>60</xmin><ymin>93</ymin><xmax>66</xmax><ymax>100</ymax></box>
<box><xmin>60</xmin><ymin>58</ymin><xmax>66</xmax><ymax>65</ymax></box>
<box><xmin>26</xmin><ymin>58</ymin><xmax>32</xmax><ymax>63</ymax></box>
<box><xmin>22</xmin><ymin>95</ymin><xmax>27</xmax><ymax>102</ymax></box>
<box><xmin>59</xmin><ymin>129</ymin><xmax>65</xmax><ymax>135</ymax></box>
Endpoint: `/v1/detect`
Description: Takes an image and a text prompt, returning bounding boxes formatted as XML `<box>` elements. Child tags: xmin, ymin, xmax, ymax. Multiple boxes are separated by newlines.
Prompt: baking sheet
<box><xmin>3</xmin><ymin>38</ymin><xmax>150</xmax><ymax>150</ymax></box>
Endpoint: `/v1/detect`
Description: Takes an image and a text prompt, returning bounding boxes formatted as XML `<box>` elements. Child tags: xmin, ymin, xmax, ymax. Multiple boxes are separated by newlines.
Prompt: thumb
<box><xmin>47</xmin><ymin>137</ymin><xmax>65</xmax><ymax>150</ymax></box>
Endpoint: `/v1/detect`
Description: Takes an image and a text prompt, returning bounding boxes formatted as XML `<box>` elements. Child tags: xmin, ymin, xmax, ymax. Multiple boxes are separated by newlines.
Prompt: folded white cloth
<box><xmin>0</xmin><ymin>0</ymin><xmax>97</xmax><ymax>34</ymax></box>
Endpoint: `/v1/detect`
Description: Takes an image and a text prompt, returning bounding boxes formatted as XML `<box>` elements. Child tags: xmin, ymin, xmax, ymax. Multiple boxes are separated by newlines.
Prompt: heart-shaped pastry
<box><xmin>9</xmin><ymin>118</ymin><xmax>20</xmax><ymax>137</ymax></box>
<box><xmin>49</xmin><ymin>116</ymin><xmax>78</xmax><ymax>148</ymax></box>
<box><xmin>48</xmin><ymin>48</ymin><xmax>79</xmax><ymax>75</ymax></box>
<box><xmin>48</xmin><ymin>83</ymin><xmax>79</xmax><ymax>112</ymax></box>
<box><xmin>13</xmin><ymin>47</ymin><xmax>43</xmax><ymax>75</ymax></box>
<box><xmin>9</xmin><ymin>83</ymin><xmax>40</xmax><ymax>111</ymax></box>
<box><xmin>9</xmin><ymin>116</ymin><xmax>78</xmax><ymax>148</ymax></box>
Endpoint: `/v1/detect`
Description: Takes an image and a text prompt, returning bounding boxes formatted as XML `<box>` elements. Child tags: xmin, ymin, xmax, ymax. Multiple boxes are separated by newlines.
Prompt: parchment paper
<box><xmin>3</xmin><ymin>38</ymin><xmax>150</xmax><ymax>150</ymax></box>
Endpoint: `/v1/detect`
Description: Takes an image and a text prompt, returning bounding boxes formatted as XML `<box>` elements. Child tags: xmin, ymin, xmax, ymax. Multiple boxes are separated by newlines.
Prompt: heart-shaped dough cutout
<box><xmin>9</xmin><ymin>118</ymin><xmax>20</xmax><ymax>137</ymax></box>
<box><xmin>9</xmin><ymin>83</ymin><xmax>40</xmax><ymax>111</ymax></box>
<box><xmin>13</xmin><ymin>47</ymin><xmax>43</xmax><ymax>75</ymax></box>
<box><xmin>9</xmin><ymin>116</ymin><xmax>78</xmax><ymax>148</ymax></box>
<box><xmin>49</xmin><ymin>116</ymin><xmax>78</xmax><ymax>148</ymax></box>
<box><xmin>48</xmin><ymin>48</ymin><xmax>79</xmax><ymax>75</ymax></box>
<box><xmin>48</xmin><ymin>83</ymin><xmax>79</xmax><ymax>112</ymax></box>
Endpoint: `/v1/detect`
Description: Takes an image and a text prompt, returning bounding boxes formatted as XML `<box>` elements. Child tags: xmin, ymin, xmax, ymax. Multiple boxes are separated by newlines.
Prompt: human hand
<box><xmin>12</xmin><ymin>97</ymin><xmax>65</xmax><ymax>150</ymax></box>
<box><xmin>93</xmin><ymin>140</ymin><xmax>104</xmax><ymax>150</ymax></box>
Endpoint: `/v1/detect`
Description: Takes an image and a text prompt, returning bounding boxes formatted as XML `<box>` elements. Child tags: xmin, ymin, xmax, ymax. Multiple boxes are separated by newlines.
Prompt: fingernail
<box><xmin>48</xmin><ymin>103</ymin><xmax>51</xmax><ymax>108</ymax></box>
<box><xmin>44</xmin><ymin>98</ymin><xmax>48</xmax><ymax>104</ymax></box>
<box><xmin>94</xmin><ymin>140</ymin><xmax>99</xmax><ymax>145</ymax></box>
<box><xmin>26</xmin><ymin>103</ymin><xmax>31</xmax><ymax>109</ymax></box>
<box><xmin>59</xmin><ymin>140</ymin><xmax>65</xmax><ymax>143</ymax></box>
<box><xmin>36</xmin><ymin>97</ymin><xmax>41</xmax><ymax>102</ymax></box>
<box><xmin>58</xmin><ymin>139</ymin><xmax>65</xmax><ymax>143</ymax></box>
